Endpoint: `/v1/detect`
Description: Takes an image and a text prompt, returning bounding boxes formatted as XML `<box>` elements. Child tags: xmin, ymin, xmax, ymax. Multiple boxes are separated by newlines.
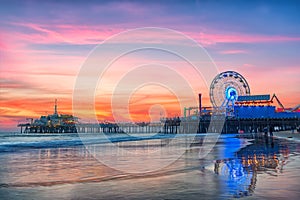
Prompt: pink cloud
<box><xmin>9</xmin><ymin>22</ymin><xmax>124</xmax><ymax>45</ymax></box>
<box><xmin>219</xmin><ymin>49</ymin><xmax>248</xmax><ymax>54</ymax></box>
<box><xmin>196</xmin><ymin>33</ymin><xmax>300</xmax><ymax>44</ymax></box>
<box><xmin>191</xmin><ymin>32</ymin><xmax>300</xmax><ymax>45</ymax></box>
<box><xmin>0</xmin><ymin>40</ymin><xmax>6</xmax><ymax>50</ymax></box>
<box><xmin>8</xmin><ymin>22</ymin><xmax>300</xmax><ymax>47</ymax></box>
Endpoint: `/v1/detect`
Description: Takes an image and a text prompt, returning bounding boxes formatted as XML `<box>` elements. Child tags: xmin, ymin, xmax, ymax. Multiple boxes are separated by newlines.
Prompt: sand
<box><xmin>273</xmin><ymin>130</ymin><xmax>300</xmax><ymax>140</ymax></box>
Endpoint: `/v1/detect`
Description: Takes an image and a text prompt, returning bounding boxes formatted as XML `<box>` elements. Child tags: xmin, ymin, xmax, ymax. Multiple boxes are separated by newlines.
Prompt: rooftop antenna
<box><xmin>54</xmin><ymin>99</ymin><xmax>58</xmax><ymax>115</ymax></box>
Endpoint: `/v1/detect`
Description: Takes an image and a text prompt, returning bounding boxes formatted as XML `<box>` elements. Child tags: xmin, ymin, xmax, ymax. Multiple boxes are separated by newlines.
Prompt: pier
<box><xmin>17</xmin><ymin>71</ymin><xmax>300</xmax><ymax>135</ymax></box>
<box><xmin>18</xmin><ymin>115</ymin><xmax>299</xmax><ymax>134</ymax></box>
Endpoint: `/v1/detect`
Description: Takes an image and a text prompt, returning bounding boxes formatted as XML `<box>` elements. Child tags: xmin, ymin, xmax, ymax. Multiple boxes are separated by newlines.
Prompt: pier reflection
<box><xmin>213</xmin><ymin>137</ymin><xmax>291</xmax><ymax>198</ymax></box>
<box><xmin>0</xmin><ymin>136</ymin><xmax>195</xmax><ymax>187</ymax></box>
<box><xmin>0</xmin><ymin>146</ymin><xmax>121</xmax><ymax>187</ymax></box>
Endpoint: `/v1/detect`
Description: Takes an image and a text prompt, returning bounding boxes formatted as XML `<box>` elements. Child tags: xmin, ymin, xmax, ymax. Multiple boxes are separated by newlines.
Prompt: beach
<box><xmin>0</xmin><ymin>132</ymin><xmax>299</xmax><ymax>199</ymax></box>
<box><xmin>273</xmin><ymin>130</ymin><xmax>300</xmax><ymax>141</ymax></box>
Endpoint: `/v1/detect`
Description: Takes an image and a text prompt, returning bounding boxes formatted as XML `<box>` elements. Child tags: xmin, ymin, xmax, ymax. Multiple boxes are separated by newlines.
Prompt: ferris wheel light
<box><xmin>225</xmin><ymin>87</ymin><xmax>238</xmax><ymax>100</ymax></box>
<box><xmin>210</xmin><ymin>71</ymin><xmax>250</xmax><ymax>108</ymax></box>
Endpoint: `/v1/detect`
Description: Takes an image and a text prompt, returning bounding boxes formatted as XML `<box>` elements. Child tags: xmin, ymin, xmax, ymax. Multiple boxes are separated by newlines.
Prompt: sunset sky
<box><xmin>1</xmin><ymin>0</ymin><xmax>300</xmax><ymax>131</ymax></box>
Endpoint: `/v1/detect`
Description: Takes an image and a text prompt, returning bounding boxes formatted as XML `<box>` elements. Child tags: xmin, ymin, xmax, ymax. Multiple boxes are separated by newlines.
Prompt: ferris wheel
<box><xmin>210</xmin><ymin>71</ymin><xmax>250</xmax><ymax>109</ymax></box>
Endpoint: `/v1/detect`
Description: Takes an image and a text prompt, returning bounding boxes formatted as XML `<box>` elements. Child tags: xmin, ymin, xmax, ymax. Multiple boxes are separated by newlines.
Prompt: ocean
<box><xmin>0</xmin><ymin>132</ymin><xmax>299</xmax><ymax>199</ymax></box>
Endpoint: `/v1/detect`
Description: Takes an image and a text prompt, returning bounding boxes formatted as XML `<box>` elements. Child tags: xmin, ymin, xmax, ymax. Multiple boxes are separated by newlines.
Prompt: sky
<box><xmin>1</xmin><ymin>0</ymin><xmax>300</xmax><ymax>131</ymax></box>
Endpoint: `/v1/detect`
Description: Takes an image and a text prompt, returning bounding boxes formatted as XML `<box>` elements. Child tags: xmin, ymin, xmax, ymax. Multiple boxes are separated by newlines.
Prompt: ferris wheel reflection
<box><xmin>213</xmin><ymin>138</ymin><xmax>289</xmax><ymax>198</ymax></box>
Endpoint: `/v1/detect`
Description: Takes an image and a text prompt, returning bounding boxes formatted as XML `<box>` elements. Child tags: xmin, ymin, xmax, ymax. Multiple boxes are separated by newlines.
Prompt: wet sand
<box><xmin>273</xmin><ymin>130</ymin><xmax>300</xmax><ymax>141</ymax></box>
<box><xmin>1</xmin><ymin>133</ymin><xmax>300</xmax><ymax>199</ymax></box>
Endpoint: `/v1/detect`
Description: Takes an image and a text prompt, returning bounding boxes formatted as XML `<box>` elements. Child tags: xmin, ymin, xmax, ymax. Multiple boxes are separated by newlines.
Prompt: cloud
<box><xmin>0</xmin><ymin>40</ymin><xmax>6</xmax><ymax>50</ymax></box>
<box><xmin>219</xmin><ymin>49</ymin><xmax>248</xmax><ymax>55</ymax></box>
<box><xmin>4</xmin><ymin>22</ymin><xmax>300</xmax><ymax>51</ymax></box>
<box><xmin>0</xmin><ymin>79</ymin><xmax>32</xmax><ymax>89</ymax></box>
<box><xmin>191</xmin><ymin>32</ymin><xmax>300</xmax><ymax>46</ymax></box>
<box><xmin>8</xmin><ymin>22</ymin><xmax>124</xmax><ymax>45</ymax></box>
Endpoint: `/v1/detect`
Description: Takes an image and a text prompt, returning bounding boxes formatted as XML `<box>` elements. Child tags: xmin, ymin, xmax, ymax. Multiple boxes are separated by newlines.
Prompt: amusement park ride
<box><xmin>184</xmin><ymin>71</ymin><xmax>300</xmax><ymax>118</ymax></box>
<box><xmin>210</xmin><ymin>71</ymin><xmax>250</xmax><ymax>115</ymax></box>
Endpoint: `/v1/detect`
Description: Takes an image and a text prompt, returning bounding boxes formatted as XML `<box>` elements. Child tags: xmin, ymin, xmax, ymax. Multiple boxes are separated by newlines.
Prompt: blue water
<box><xmin>0</xmin><ymin>132</ymin><xmax>299</xmax><ymax>199</ymax></box>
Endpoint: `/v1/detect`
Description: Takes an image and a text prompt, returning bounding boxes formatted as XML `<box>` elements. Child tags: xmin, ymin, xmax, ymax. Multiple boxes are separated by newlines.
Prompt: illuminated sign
<box><xmin>237</xmin><ymin>95</ymin><xmax>270</xmax><ymax>101</ymax></box>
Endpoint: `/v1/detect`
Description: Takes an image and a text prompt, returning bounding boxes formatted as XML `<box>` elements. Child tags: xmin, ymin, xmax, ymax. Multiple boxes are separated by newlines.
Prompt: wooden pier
<box><xmin>18</xmin><ymin>116</ymin><xmax>300</xmax><ymax>134</ymax></box>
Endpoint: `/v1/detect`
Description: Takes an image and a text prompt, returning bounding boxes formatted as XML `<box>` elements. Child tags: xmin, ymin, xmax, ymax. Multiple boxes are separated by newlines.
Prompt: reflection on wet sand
<box><xmin>213</xmin><ymin>136</ymin><xmax>291</xmax><ymax>198</ymax></box>
<box><xmin>0</xmin><ymin>137</ymin><xmax>196</xmax><ymax>187</ymax></box>
<box><xmin>0</xmin><ymin>146</ymin><xmax>121</xmax><ymax>187</ymax></box>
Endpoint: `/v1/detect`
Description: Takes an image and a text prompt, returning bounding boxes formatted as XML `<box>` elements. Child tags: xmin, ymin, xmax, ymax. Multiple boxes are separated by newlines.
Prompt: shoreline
<box><xmin>272</xmin><ymin>130</ymin><xmax>300</xmax><ymax>141</ymax></box>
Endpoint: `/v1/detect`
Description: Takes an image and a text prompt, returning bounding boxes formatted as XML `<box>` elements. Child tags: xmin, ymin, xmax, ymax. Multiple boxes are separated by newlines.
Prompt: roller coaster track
<box><xmin>271</xmin><ymin>94</ymin><xmax>300</xmax><ymax>112</ymax></box>
<box><xmin>270</xmin><ymin>94</ymin><xmax>285</xmax><ymax>110</ymax></box>
<box><xmin>291</xmin><ymin>104</ymin><xmax>300</xmax><ymax>112</ymax></box>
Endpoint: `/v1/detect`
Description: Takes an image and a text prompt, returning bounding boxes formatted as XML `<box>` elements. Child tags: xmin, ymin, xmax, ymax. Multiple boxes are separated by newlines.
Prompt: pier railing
<box><xmin>18</xmin><ymin>116</ymin><xmax>299</xmax><ymax>134</ymax></box>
